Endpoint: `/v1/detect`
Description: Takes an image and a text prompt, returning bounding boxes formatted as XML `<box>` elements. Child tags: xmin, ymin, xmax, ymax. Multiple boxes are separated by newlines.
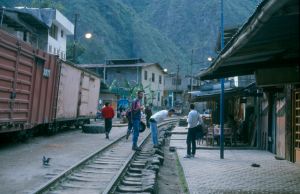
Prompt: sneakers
<box><xmin>132</xmin><ymin>145</ymin><xmax>141</xmax><ymax>151</ymax></box>
<box><xmin>184</xmin><ymin>154</ymin><xmax>195</xmax><ymax>158</ymax></box>
<box><xmin>153</xmin><ymin>145</ymin><xmax>159</xmax><ymax>149</ymax></box>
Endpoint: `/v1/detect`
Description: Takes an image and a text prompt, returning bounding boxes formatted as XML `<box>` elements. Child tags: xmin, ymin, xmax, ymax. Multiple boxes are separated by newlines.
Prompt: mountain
<box><xmin>122</xmin><ymin>0</ymin><xmax>261</xmax><ymax>73</ymax></box>
<box><xmin>1</xmin><ymin>0</ymin><xmax>261</xmax><ymax>73</ymax></box>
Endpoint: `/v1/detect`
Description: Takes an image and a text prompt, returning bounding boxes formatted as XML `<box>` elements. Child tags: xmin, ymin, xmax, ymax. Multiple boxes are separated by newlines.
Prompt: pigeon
<box><xmin>43</xmin><ymin>156</ymin><xmax>51</xmax><ymax>166</ymax></box>
<box><xmin>251</xmin><ymin>163</ymin><xmax>260</xmax><ymax>167</ymax></box>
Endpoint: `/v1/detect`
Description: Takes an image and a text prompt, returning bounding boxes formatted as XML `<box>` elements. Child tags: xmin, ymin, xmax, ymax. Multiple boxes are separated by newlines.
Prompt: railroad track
<box><xmin>32</xmin><ymin>118</ymin><xmax>178</xmax><ymax>194</ymax></box>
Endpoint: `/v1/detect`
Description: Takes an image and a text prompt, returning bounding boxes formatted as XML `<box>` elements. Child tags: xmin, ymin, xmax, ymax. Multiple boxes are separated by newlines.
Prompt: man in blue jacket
<box><xmin>131</xmin><ymin>90</ymin><xmax>144</xmax><ymax>151</ymax></box>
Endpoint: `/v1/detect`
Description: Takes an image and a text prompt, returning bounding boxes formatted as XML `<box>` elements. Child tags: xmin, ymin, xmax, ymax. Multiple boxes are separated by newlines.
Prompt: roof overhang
<box><xmin>80</xmin><ymin>62</ymin><xmax>168</xmax><ymax>74</ymax></box>
<box><xmin>191</xmin><ymin>87</ymin><xmax>241</xmax><ymax>102</ymax></box>
<box><xmin>1</xmin><ymin>8</ymin><xmax>48</xmax><ymax>33</ymax></box>
<box><xmin>199</xmin><ymin>0</ymin><xmax>299</xmax><ymax>82</ymax></box>
<box><xmin>191</xmin><ymin>82</ymin><xmax>259</xmax><ymax>102</ymax></box>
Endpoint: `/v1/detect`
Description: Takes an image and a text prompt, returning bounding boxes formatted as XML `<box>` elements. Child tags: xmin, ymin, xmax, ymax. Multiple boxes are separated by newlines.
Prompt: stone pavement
<box><xmin>172</xmin><ymin>126</ymin><xmax>300</xmax><ymax>194</ymax></box>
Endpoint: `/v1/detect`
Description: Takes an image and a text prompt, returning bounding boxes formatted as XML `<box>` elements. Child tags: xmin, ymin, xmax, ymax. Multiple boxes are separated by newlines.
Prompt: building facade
<box><xmin>0</xmin><ymin>7</ymin><xmax>73</xmax><ymax>60</ymax></box>
<box><xmin>46</xmin><ymin>9</ymin><xmax>74</xmax><ymax>60</ymax></box>
<box><xmin>199</xmin><ymin>0</ymin><xmax>299</xmax><ymax>163</ymax></box>
<box><xmin>81</xmin><ymin>59</ymin><xmax>166</xmax><ymax>107</ymax></box>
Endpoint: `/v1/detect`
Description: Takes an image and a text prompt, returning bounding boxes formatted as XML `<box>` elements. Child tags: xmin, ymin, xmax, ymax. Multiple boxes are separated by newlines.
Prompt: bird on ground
<box><xmin>43</xmin><ymin>156</ymin><xmax>51</xmax><ymax>166</ymax></box>
<box><xmin>251</xmin><ymin>163</ymin><xmax>260</xmax><ymax>167</ymax></box>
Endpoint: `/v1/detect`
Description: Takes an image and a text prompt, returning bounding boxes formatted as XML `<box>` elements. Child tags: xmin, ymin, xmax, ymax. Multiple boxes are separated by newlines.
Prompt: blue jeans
<box><xmin>127</xmin><ymin>121</ymin><xmax>133</xmax><ymax>134</ymax></box>
<box><xmin>150</xmin><ymin>121</ymin><xmax>158</xmax><ymax>146</ymax></box>
<box><xmin>132</xmin><ymin>119</ymin><xmax>140</xmax><ymax>147</ymax></box>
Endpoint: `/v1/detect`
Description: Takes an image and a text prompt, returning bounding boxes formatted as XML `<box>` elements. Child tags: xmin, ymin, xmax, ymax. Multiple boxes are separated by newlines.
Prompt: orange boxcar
<box><xmin>0</xmin><ymin>29</ymin><xmax>60</xmax><ymax>133</ymax></box>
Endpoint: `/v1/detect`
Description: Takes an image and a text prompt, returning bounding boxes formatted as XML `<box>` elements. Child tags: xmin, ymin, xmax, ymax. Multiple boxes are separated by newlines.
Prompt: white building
<box><xmin>0</xmin><ymin>7</ymin><xmax>74</xmax><ymax>60</ymax></box>
<box><xmin>46</xmin><ymin>9</ymin><xmax>74</xmax><ymax>60</ymax></box>
<box><xmin>81</xmin><ymin>59</ymin><xmax>167</xmax><ymax>107</ymax></box>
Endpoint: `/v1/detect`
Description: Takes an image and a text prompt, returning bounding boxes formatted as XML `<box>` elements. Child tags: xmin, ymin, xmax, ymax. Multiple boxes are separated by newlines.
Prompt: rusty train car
<box><xmin>0</xmin><ymin>29</ymin><xmax>100</xmax><ymax>135</ymax></box>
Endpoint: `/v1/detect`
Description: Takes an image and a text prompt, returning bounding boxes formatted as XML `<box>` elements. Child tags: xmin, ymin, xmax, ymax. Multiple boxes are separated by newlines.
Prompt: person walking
<box><xmin>131</xmin><ymin>90</ymin><xmax>144</xmax><ymax>151</ymax></box>
<box><xmin>125</xmin><ymin>107</ymin><xmax>133</xmax><ymax>140</ymax></box>
<box><xmin>185</xmin><ymin>103</ymin><xmax>202</xmax><ymax>158</ymax></box>
<box><xmin>101</xmin><ymin>102</ymin><xmax>115</xmax><ymax>139</ymax></box>
<box><xmin>149</xmin><ymin>109</ymin><xmax>175</xmax><ymax>148</ymax></box>
<box><xmin>144</xmin><ymin>104</ymin><xmax>153</xmax><ymax>128</ymax></box>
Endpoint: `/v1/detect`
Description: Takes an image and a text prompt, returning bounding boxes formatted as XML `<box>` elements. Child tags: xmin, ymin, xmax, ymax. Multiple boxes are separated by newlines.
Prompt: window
<box><xmin>157</xmin><ymin>92</ymin><xmax>160</xmax><ymax>101</ymax></box>
<box><xmin>159</xmin><ymin>75</ymin><xmax>162</xmax><ymax>84</ymax></box>
<box><xmin>61</xmin><ymin>30</ymin><xmax>64</xmax><ymax>38</ymax></box>
<box><xmin>152</xmin><ymin>73</ymin><xmax>155</xmax><ymax>82</ymax></box>
<box><xmin>49</xmin><ymin>24</ymin><xmax>58</xmax><ymax>39</ymax></box>
<box><xmin>23</xmin><ymin>31</ymin><xmax>28</xmax><ymax>42</ymax></box>
<box><xmin>144</xmin><ymin>71</ymin><xmax>148</xmax><ymax>80</ymax></box>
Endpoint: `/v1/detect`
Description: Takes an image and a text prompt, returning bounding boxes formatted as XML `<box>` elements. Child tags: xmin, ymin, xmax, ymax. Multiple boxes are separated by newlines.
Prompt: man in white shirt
<box><xmin>149</xmin><ymin>109</ymin><xmax>175</xmax><ymax>148</ymax></box>
<box><xmin>185</xmin><ymin>103</ymin><xmax>202</xmax><ymax>158</ymax></box>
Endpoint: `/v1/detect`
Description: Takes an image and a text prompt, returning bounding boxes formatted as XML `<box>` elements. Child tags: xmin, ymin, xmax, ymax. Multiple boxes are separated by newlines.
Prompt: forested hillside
<box><xmin>1</xmin><ymin>0</ymin><xmax>261</xmax><ymax>73</ymax></box>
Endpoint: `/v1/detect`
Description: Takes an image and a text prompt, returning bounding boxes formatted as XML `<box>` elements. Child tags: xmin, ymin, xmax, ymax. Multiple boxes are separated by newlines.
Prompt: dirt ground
<box><xmin>157</xmin><ymin>137</ymin><xmax>189</xmax><ymax>194</ymax></box>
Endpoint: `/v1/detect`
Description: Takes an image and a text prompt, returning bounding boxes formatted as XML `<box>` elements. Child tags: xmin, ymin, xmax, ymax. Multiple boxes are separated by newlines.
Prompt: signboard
<box><xmin>43</xmin><ymin>68</ymin><xmax>51</xmax><ymax>78</ymax></box>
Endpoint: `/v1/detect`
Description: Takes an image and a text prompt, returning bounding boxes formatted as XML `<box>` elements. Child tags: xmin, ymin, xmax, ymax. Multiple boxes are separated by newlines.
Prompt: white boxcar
<box><xmin>78</xmin><ymin>71</ymin><xmax>100</xmax><ymax>117</ymax></box>
<box><xmin>55</xmin><ymin>61</ymin><xmax>100</xmax><ymax>125</ymax></box>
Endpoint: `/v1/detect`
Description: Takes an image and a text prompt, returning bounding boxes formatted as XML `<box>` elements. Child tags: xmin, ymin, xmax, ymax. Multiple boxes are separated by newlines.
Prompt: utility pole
<box><xmin>175</xmin><ymin>64</ymin><xmax>180</xmax><ymax>92</ymax></box>
<box><xmin>220</xmin><ymin>0</ymin><xmax>225</xmax><ymax>159</ymax></box>
<box><xmin>190</xmin><ymin>49</ymin><xmax>194</xmax><ymax>93</ymax></box>
<box><xmin>73</xmin><ymin>13</ymin><xmax>79</xmax><ymax>63</ymax></box>
<box><xmin>173</xmin><ymin>64</ymin><xmax>180</xmax><ymax>106</ymax></box>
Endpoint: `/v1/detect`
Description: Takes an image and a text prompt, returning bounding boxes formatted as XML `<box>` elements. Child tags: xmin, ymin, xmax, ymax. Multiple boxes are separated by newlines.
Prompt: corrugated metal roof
<box><xmin>199</xmin><ymin>0</ymin><xmax>299</xmax><ymax>80</ymax></box>
<box><xmin>0</xmin><ymin>7</ymin><xmax>49</xmax><ymax>32</ymax></box>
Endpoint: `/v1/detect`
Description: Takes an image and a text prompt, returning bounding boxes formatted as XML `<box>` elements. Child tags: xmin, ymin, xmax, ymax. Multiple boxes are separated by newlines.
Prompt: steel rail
<box><xmin>103</xmin><ymin>118</ymin><xmax>178</xmax><ymax>194</ymax></box>
<box><xmin>31</xmin><ymin>133</ymin><xmax>126</xmax><ymax>194</ymax></box>
<box><xmin>31</xmin><ymin>118</ymin><xmax>178</xmax><ymax>194</ymax></box>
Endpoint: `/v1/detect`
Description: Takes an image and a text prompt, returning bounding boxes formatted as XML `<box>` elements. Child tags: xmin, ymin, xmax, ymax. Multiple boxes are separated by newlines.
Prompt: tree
<box><xmin>108</xmin><ymin>79</ymin><xmax>151</xmax><ymax>101</ymax></box>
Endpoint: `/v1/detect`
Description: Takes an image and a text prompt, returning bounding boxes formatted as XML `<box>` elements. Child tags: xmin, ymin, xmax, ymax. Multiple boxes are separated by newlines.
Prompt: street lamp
<box><xmin>73</xmin><ymin>32</ymin><xmax>93</xmax><ymax>63</ymax></box>
<box><xmin>85</xmin><ymin>32</ymin><xmax>92</xmax><ymax>39</ymax></box>
<box><xmin>72</xmin><ymin>13</ymin><xmax>94</xmax><ymax>63</ymax></box>
<box><xmin>190</xmin><ymin>54</ymin><xmax>214</xmax><ymax>93</ymax></box>
<box><xmin>163</xmin><ymin>68</ymin><xmax>168</xmax><ymax>73</ymax></box>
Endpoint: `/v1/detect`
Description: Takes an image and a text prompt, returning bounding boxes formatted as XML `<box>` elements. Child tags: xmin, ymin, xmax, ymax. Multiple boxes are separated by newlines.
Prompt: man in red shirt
<box><xmin>101</xmin><ymin>102</ymin><xmax>115</xmax><ymax>139</ymax></box>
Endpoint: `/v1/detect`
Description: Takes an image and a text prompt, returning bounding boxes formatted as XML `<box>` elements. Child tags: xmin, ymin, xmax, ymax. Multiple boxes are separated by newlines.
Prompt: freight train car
<box><xmin>0</xmin><ymin>29</ymin><xmax>100</xmax><ymax>136</ymax></box>
<box><xmin>0</xmin><ymin>29</ymin><xmax>60</xmax><ymax>135</ymax></box>
<box><xmin>53</xmin><ymin>61</ymin><xmax>100</xmax><ymax>132</ymax></box>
